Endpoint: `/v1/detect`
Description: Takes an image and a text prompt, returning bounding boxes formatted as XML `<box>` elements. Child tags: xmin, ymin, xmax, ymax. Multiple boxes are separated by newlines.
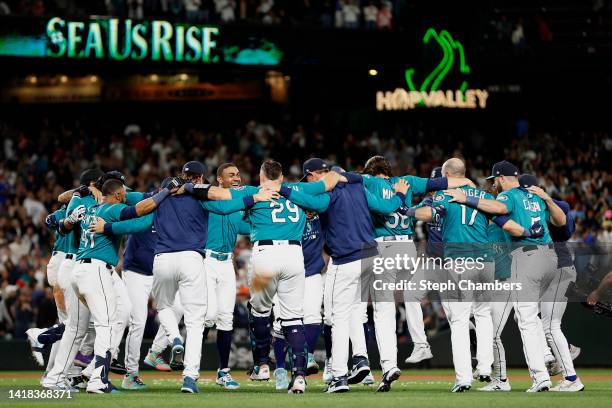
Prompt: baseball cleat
<box><xmin>547</xmin><ymin>360</ymin><xmax>563</xmax><ymax>376</ymax></box>
<box><xmin>405</xmin><ymin>345</ymin><xmax>433</xmax><ymax>364</ymax></box>
<box><xmin>274</xmin><ymin>368</ymin><xmax>290</xmax><ymax>390</ymax></box>
<box><xmin>451</xmin><ymin>383</ymin><xmax>471</xmax><ymax>393</ymax></box>
<box><xmin>110</xmin><ymin>358</ymin><xmax>127</xmax><ymax>375</ymax></box>
<box><xmin>25</xmin><ymin>328</ymin><xmax>45</xmax><ymax>367</ymax></box>
<box><xmin>376</xmin><ymin>367</ymin><xmax>401</xmax><ymax>392</ymax></box>
<box><xmin>74</xmin><ymin>352</ymin><xmax>93</xmax><ymax>368</ymax></box>
<box><xmin>87</xmin><ymin>381</ymin><xmax>120</xmax><ymax>394</ymax></box>
<box><xmin>249</xmin><ymin>364</ymin><xmax>270</xmax><ymax>381</ymax></box>
<box><xmin>122</xmin><ymin>373</ymin><xmax>147</xmax><ymax>390</ymax></box>
<box><xmin>180</xmin><ymin>376</ymin><xmax>199</xmax><ymax>393</ymax></box>
<box><xmin>143</xmin><ymin>349</ymin><xmax>172</xmax><ymax>371</ymax></box>
<box><xmin>69</xmin><ymin>375</ymin><xmax>88</xmax><ymax>389</ymax></box>
<box><xmin>306</xmin><ymin>353</ymin><xmax>319</xmax><ymax>375</ymax></box>
<box><xmin>43</xmin><ymin>379</ymin><xmax>80</xmax><ymax>392</ymax></box>
<box><xmin>526</xmin><ymin>379</ymin><xmax>552</xmax><ymax>392</ymax></box>
<box><xmin>479</xmin><ymin>375</ymin><xmax>492</xmax><ymax>383</ymax></box>
<box><xmin>288</xmin><ymin>375</ymin><xmax>306</xmax><ymax>394</ymax></box>
<box><xmin>322</xmin><ymin>358</ymin><xmax>333</xmax><ymax>384</ymax></box>
<box><xmin>362</xmin><ymin>373</ymin><xmax>375</xmax><ymax>385</ymax></box>
<box><xmin>478</xmin><ymin>378</ymin><xmax>511</xmax><ymax>391</ymax></box>
<box><xmin>347</xmin><ymin>356</ymin><xmax>371</xmax><ymax>384</ymax></box>
<box><xmin>550</xmin><ymin>378</ymin><xmax>584</xmax><ymax>392</ymax></box>
<box><xmin>326</xmin><ymin>376</ymin><xmax>349</xmax><ymax>393</ymax></box>
<box><xmin>216</xmin><ymin>369</ymin><xmax>240</xmax><ymax>390</ymax></box>
<box><xmin>170</xmin><ymin>338</ymin><xmax>185</xmax><ymax>369</ymax></box>
<box><xmin>570</xmin><ymin>344</ymin><xmax>581</xmax><ymax>360</ymax></box>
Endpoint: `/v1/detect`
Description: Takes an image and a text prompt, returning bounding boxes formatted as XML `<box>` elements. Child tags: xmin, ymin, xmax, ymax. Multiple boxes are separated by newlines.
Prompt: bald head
<box><xmin>442</xmin><ymin>158</ymin><xmax>466</xmax><ymax>177</ymax></box>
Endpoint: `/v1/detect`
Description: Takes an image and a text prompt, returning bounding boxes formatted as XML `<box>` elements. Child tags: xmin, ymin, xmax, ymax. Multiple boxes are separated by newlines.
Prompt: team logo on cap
<box><xmin>497</xmin><ymin>195</ymin><xmax>509</xmax><ymax>201</ymax></box>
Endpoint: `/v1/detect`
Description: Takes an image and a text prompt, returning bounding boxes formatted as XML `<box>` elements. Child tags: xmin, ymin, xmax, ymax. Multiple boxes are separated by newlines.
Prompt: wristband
<box><xmin>279</xmin><ymin>185</ymin><xmax>292</xmax><ymax>198</ymax></box>
<box><xmin>183</xmin><ymin>183</ymin><xmax>194</xmax><ymax>194</ymax></box>
<box><xmin>152</xmin><ymin>188</ymin><xmax>170</xmax><ymax>205</ymax></box>
<box><xmin>465</xmin><ymin>195</ymin><xmax>480</xmax><ymax>209</ymax></box>
<box><xmin>104</xmin><ymin>223</ymin><xmax>113</xmax><ymax>235</ymax></box>
<box><xmin>243</xmin><ymin>196</ymin><xmax>255</xmax><ymax>209</ymax></box>
<box><xmin>395</xmin><ymin>191</ymin><xmax>406</xmax><ymax>202</ymax></box>
<box><xmin>406</xmin><ymin>207</ymin><xmax>416</xmax><ymax>217</ymax></box>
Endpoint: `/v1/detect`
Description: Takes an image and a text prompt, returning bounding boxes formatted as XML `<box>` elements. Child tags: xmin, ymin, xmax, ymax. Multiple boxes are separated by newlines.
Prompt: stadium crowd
<box><xmin>0</xmin><ymin>116</ymin><xmax>610</xmax><ymax>341</ymax></box>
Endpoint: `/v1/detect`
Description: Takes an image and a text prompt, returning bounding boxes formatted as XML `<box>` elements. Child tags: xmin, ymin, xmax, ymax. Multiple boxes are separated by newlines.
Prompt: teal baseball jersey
<box><xmin>50</xmin><ymin>207</ymin><xmax>72</xmax><ymax>253</ymax></box>
<box><xmin>433</xmin><ymin>186</ymin><xmax>493</xmax><ymax>259</ymax></box>
<box><xmin>205</xmin><ymin>211</ymin><xmax>250</xmax><ymax>253</ymax></box>
<box><xmin>77</xmin><ymin>203</ymin><xmax>131</xmax><ymax>266</ymax></box>
<box><xmin>362</xmin><ymin>175</ymin><xmax>416</xmax><ymax>237</ymax></box>
<box><xmin>231</xmin><ymin>181</ymin><xmax>326</xmax><ymax>242</ymax></box>
<box><xmin>496</xmin><ymin>187</ymin><xmax>552</xmax><ymax>244</ymax></box>
<box><xmin>487</xmin><ymin>222</ymin><xmax>512</xmax><ymax>280</ymax></box>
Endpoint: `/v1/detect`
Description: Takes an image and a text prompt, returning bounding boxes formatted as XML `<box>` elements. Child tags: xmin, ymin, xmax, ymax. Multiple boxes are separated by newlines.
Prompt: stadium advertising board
<box><xmin>376</xmin><ymin>28</ymin><xmax>489</xmax><ymax>110</ymax></box>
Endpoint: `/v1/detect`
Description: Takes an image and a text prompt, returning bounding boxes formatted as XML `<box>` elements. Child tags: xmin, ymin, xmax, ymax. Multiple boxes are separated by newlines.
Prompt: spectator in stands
<box><xmin>257</xmin><ymin>0</ymin><xmax>274</xmax><ymax>24</ymax></box>
<box><xmin>363</xmin><ymin>0</ymin><xmax>378</xmax><ymax>30</ymax></box>
<box><xmin>511</xmin><ymin>18</ymin><xmax>526</xmax><ymax>53</ymax></box>
<box><xmin>377</xmin><ymin>0</ymin><xmax>392</xmax><ymax>30</ymax></box>
<box><xmin>215</xmin><ymin>0</ymin><xmax>236</xmax><ymax>22</ymax></box>
<box><xmin>341</xmin><ymin>0</ymin><xmax>360</xmax><ymax>29</ymax></box>
<box><xmin>0</xmin><ymin>1</ymin><xmax>10</xmax><ymax>15</ymax></box>
<box><xmin>185</xmin><ymin>0</ymin><xmax>203</xmax><ymax>21</ymax></box>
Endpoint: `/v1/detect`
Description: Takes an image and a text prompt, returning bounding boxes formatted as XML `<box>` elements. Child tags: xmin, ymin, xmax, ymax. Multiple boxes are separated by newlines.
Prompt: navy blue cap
<box><xmin>182</xmin><ymin>161</ymin><xmax>206</xmax><ymax>176</ymax></box>
<box><xmin>518</xmin><ymin>174</ymin><xmax>538</xmax><ymax>188</ymax></box>
<box><xmin>486</xmin><ymin>161</ymin><xmax>519</xmax><ymax>180</ymax></box>
<box><xmin>430</xmin><ymin>167</ymin><xmax>442</xmax><ymax>179</ymax></box>
<box><xmin>302</xmin><ymin>158</ymin><xmax>329</xmax><ymax>177</ymax></box>
<box><xmin>80</xmin><ymin>168</ymin><xmax>104</xmax><ymax>186</ymax></box>
<box><xmin>331</xmin><ymin>165</ymin><xmax>346</xmax><ymax>173</ymax></box>
<box><xmin>105</xmin><ymin>170</ymin><xmax>131</xmax><ymax>190</ymax></box>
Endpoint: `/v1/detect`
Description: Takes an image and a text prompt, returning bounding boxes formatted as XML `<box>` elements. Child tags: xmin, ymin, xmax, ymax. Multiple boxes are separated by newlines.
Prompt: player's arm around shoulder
<box><xmin>527</xmin><ymin>186</ymin><xmax>566</xmax><ymax>227</ymax></box>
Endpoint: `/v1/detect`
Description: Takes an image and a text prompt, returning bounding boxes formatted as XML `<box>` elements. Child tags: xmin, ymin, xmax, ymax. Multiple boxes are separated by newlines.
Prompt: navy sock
<box><xmin>273</xmin><ymin>337</ymin><xmax>287</xmax><ymax>369</ymax></box>
<box><xmin>304</xmin><ymin>324</ymin><xmax>321</xmax><ymax>354</ymax></box>
<box><xmin>363</xmin><ymin>323</ymin><xmax>371</xmax><ymax>349</ymax></box>
<box><xmin>249</xmin><ymin>312</ymin><xmax>271</xmax><ymax>365</ymax></box>
<box><xmin>566</xmin><ymin>375</ymin><xmax>577</xmax><ymax>381</ymax></box>
<box><xmin>323</xmin><ymin>324</ymin><xmax>332</xmax><ymax>359</ymax></box>
<box><xmin>38</xmin><ymin>323</ymin><xmax>65</xmax><ymax>345</ymax></box>
<box><xmin>217</xmin><ymin>330</ymin><xmax>232</xmax><ymax>370</ymax></box>
<box><xmin>283</xmin><ymin>325</ymin><xmax>307</xmax><ymax>377</ymax></box>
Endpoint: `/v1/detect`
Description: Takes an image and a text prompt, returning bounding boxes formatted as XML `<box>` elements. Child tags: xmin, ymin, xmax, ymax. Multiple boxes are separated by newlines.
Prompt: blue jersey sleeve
<box><xmin>109</xmin><ymin>213</ymin><xmax>154</xmax><ymax>235</ymax></box>
<box><xmin>201</xmin><ymin>198</ymin><xmax>248</xmax><ymax>215</ymax></box>
<box><xmin>404</xmin><ymin>175</ymin><xmax>429</xmax><ymax>195</ymax></box>
<box><xmin>125</xmin><ymin>191</ymin><xmax>145</xmax><ymax>205</ymax></box>
<box><xmin>365</xmin><ymin>188</ymin><xmax>402</xmax><ymax>214</ymax></box>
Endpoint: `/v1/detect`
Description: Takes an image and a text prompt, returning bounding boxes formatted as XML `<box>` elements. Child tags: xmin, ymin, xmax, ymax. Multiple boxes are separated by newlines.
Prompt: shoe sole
<box><xmin>405</xmin><ymin>354</ymin><xmax>433</xmax><ymax>364</ymax></box>
<box><xmin>216</xmin><ymin>381</ymin><xmax>240</xmax><ymax>390</ymax></box>
<box><xmin>110</xmin><ymin>367</ymin><xmax>128</xmax><ymax>375</ymax></box>
<box><xmin>171</xmin><ymin>345</ymin><xmax>184</xmax><ymax>366</ymax></box>
<box><xmin>143</xmin><ymin>358</ymin><xmax>172</xmax><ymax>372</ymax></box>
<box><xmin>348</xmin><ymin>366</ymin><xmax>371</xmax><ymax>385</ymax></box>
<box><xmin>180</xmin><ymin>387</ymin><xmax>197</xmax><ymax>393</ymax></box>
<box><xmin>327</xmin><ymin>386</ymin><xmax>349</xmax><ymax>393</ymax></box>
<box><xmin>377</xmin><ymin>370</ymin><xmax>401</xmax><ymax>392</ymax></box>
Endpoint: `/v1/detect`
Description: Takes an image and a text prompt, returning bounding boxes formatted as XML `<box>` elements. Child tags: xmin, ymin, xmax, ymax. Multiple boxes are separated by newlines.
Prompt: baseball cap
<box><xmin>182</xmin><ymin>161</ymin><xmax>206</xmax><ymax>176</ymax></box>
<box><xmin>518</xmin><ymin>173</ymin><xmax>538</xmax><ymax>188</ymax></box>
<box><xmin>105</xmin><ymin>170</ymin><xmax>131</xmax><ymax>190</ymax></box>
<box><xmin>485</xmin><ymin>161</ymin><xmax>519</xmax><ymax>180</ymax></box>
<box><xmin>302</xmin><ymin>158</ymin><xmax>329</xmax><ymax>178</ymax></box>
<box><xmin>79</xmin><ymin>168</ymin><xmax>104</xmax><ymax>186</ymax></box>
<box><xmin>430</xmin><ymin>167</ymin><xmax>442</xmax><ymax>179</ymax></box>
<box><xmin>330</xmin><ymin>165</ymin><xmax>346</xmax><ymax>173</ymax></box>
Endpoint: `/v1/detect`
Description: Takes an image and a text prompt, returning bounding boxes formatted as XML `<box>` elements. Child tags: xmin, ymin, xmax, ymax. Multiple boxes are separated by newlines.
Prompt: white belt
<box><xmin>376</xmin><ymin>235</ymin><xmax>414</xmax><ymax>242</ymax></box>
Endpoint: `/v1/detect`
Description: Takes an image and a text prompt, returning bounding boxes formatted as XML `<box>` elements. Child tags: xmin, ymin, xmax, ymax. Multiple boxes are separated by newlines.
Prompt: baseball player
<box><xmin>519</xmin><ymin>174</ymin><xmax>584</xmax><ymax>392</ymax></box>
<box><xmin>150</xmin><ymin>161</ymin><xmax>274</xmax><ymax>393</ymax></box>
<box><xmin>360</xmin><ymin>156</ymin><xmax>474</xmax><ymax>387</ymax></box>
<box><xmin>271</xmin><ymin>158</ymin><xmax>331</xmax><ymax>390</ymax></box>
<box><xmin>445</xmin><ymin>160</ymin><xmax>567</xmax><ymax>392</ymax></box>
<box><xmin>71</xmin><ymin>177</ymin><xmax>173</xmax><ymax>393</ymax></box>
<box><xmin>276</xmin><ymin>169</ymin><xmax>409</xmax><ymax>393</ymax></box>
<box><xmin>230</xmin><ymin>160</ymin><xmax>344</xmax><ymax>393</ymax></box>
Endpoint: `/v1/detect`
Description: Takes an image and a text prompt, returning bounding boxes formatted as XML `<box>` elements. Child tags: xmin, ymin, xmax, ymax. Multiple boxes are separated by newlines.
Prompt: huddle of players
<box><xmin>29</xmin><ymin>154</ymin><xmax>583</xmax><ymax>395</ymax></box>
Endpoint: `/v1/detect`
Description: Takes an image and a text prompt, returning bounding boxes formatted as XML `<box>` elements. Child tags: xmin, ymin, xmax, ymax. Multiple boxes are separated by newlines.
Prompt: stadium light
<box><xmin>369</xmin><ymin>69</ymin><xmax>378</xmax><ymax>76</ymax></box>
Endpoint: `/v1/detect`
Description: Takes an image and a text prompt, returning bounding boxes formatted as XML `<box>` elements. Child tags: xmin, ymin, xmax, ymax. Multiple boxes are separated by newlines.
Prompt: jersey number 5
<box><xmin>271</xmin><ymin>201</ymin><xmax>300</xmax><ymax>223</ymax></box>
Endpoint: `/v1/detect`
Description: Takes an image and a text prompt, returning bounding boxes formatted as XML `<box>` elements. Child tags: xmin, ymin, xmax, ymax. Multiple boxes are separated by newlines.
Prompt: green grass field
<box><xmin>1</xmin><ymin>369</ymin><xmax>611</xmax><ymax>407</ymax></box>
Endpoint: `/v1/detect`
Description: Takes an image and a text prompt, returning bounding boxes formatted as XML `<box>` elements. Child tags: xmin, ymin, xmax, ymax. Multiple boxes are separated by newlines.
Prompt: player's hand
<box><xmin>67</xmin><ymin>205</ymin><xmax>86</xmax><ymax>224</ymax></box>
<box><xmin>260</xmin><ymin>180</ymin><xmax>281</xmax><ymax>193</ymax></box>
<box><xmin>74</xmin><ymin>185</ymin><xmax>91</xmax><ymax>198</ymax></box>
<box><xmin>254</xmin><ymin>189</ymin><xmax>280</xmax><ymax>203</ymax></box>
<box><xmin>587</xmin><ymin>290</ymin><xmax>600</xmax><ymax>306</ymax></box>
<box><xmin>393</xmin><ymin>178</ymin><xmax>410</xmax><ymax>195</ymax></box>
<box><xmin>527</xmin><ymin>222</ymin><xmax>545</xmax><ymax>238</ymax></box>
<box><xmin>444</xmin><ymin>189</ymin><xmax>467</xmax><ymax>203</ymax></box>
<box><xmin>527</xmin><ymin>186</ymin><xmax>551</xmax><ymax>201</ymax></box>
<box><xmin>168</xmin><ymin>176</ymin><xmax>184</xmax><ymax>194</ymax></box>
<box><xmin>89</xmin><ymin>217</ymin><xmax>106</xmax><ymax>233</ymax></box>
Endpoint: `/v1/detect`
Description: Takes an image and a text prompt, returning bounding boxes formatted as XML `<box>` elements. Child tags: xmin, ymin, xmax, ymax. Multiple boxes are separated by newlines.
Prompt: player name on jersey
<box><xmin>376</xmin><ymin>88</ymin><xmax>489</xmax><ymax>110</ymax></box>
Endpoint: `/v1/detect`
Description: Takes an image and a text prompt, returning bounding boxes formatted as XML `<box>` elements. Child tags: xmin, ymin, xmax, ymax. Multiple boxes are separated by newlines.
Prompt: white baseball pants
<box><xmin>123</xmin><ymin>270</ymin><xmax>153</xmax><ymax>375</ymax></box>
<box><xmin>204</xmin><ymin>256</ymin><xmax>237</xmax><ymax>331</ymax></box>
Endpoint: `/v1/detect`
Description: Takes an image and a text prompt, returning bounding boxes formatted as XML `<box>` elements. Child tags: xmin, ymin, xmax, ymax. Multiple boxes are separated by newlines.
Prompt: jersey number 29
<box><xmin>271</xmin><ymin>201</ymin><xmax>300</xmax><ymax>223</ymax></box>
